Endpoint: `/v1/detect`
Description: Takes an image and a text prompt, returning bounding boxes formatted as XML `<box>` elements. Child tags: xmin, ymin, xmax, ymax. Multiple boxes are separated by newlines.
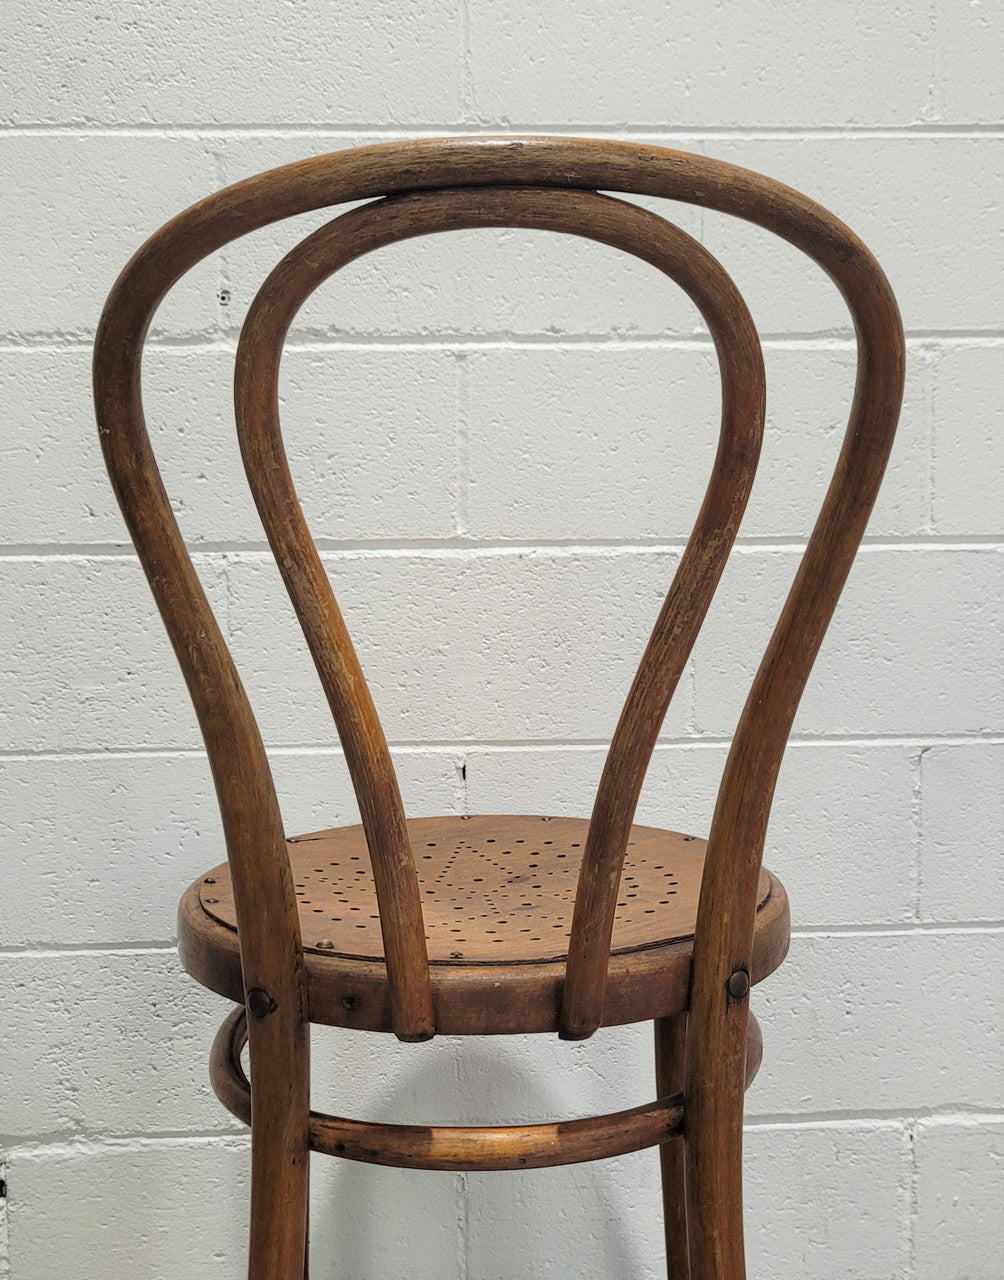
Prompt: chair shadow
<box><xmin>308</xmin><ymin>1032</ymin><xmax>658</xmax><ymax>1279</ymax></box>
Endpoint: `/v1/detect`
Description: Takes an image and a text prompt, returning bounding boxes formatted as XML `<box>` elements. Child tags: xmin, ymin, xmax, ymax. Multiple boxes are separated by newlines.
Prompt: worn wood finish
<box><xmin>198</xmin><ymin>816</ymin><xmax>772</xmax><ymax>964</ymax></box>
<box><xmin>680</xmin><ymin>210</ymin><xmax>902</xmax><ymax>1280</ymax></box>
<box><xmin>234</xmin><ymin>183</ymin><xmax>764</xmax><ymax>1043</ymax></box>
<box><xmin>213</xmin><ymin>1005</ymin><xmax>761</xmax><ymax>1175</ymax></box>
<box><xmin>179</xmin><ymin>837</ymin><xmax>788</xmax><ymax>1036</ymax></box>
<box><xmin>95</xmin><ymin>137</ymin><xmax>903</xmax><ymax>1280</ymax></box>
<box><xmin>212</xmin><ymin>1005</ymin><xmax>684</xmax><ymax>1171</ymax></box>
<box><xmin>656</xmin><ymin>1013</ymin><xmax>692</xmax><ymax>1278</ymax></box>
<box><xmin>653</xmin><ymin>1011</ymin><xmax>761</xmax><ymax>1279</ymax></box>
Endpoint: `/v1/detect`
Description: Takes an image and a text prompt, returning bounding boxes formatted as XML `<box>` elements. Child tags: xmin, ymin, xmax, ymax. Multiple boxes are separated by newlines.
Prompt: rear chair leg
<box><xmin>684</xmin><ymin>995</ymin><xmax>750</xmax><ymax>1280</ymax></box>
<box><xmin>655</xmin><ymin>1014</ymin><xmax>691</xmax><ymax>1279</ymax></box>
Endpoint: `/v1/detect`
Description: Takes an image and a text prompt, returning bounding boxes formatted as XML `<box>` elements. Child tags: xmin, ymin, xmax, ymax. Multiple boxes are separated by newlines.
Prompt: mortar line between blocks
<box><xmin>454</xmin><ymin>351</ymin><xmax>470</xmax><ymax>537</ymax></box>
<box><xmin>458</xmin><ymin>0</ymin><xmax>479</xmax><ymax>134</ymax></box>
<box><xmin>744</xmin><ymin>1107</ymin><xmax>1004</xmax><ymax>1131</ymax></box>
<box><xmin>457</xmin><ymin>747</ymin><xmax>470</xmax><ymax>817</ymax></box>
<box><xmin>3</xmin><ymin>923</ymin><xmax>999</xmax><ymax>958</ymax></box>
<box><xmin>789</xmin><ymin>922</ymin><xmax>1004</xmax><ymax>938</ymax></box>
<box><xmin>4</xmin><ymin>330</ymin><xmax>1004</xmax><ymax>352</ymax></box>
<box><xmin>922</xmin><ymin>340</ymin><xmax>937</xmax><ymax>535</ymax></box>
<box><xmin>222</xmin><ymin>551</ymin><xmax>234</xmax><ymax>645</ymax></box>
<box><xmin>4</xmin><ymin>123</ymin><xmax>1003</xmax><ymax>138</ymax></box>
<box><xmin>3</xmin><ymin>536</ymin><xmax>1003</xmax><ymax>558</ymax></box>
<box><xmin>8</xmin><ymin>1111</ymin><xmax>1002</xmax><ymax>1157</ymax></box>
<box><xmin>3</xmin><ymin>1134</ymin><xmax>254</xmax><ymax>1158</ymax></box>
<box><xmin>914</xmin><ymin>745</ymin><xmax>932</xmax><ymax>924</ymax></box>
<box><xmin>0</xmin><ymin>1152</ymin><xmax>7</xmax><ymax>1280</ymax></box>
<box><xmin>684</xmin><ymin>656</ymin><xmax>699</xmax><ymax>737</ymax></box>
<box><xmin>924</xmin><ymin>344</ymin><xmax>938</xmax><ymax>532</ymax></box>
<box><xmin>0</xmin><ymin>942</ymin><xmax>178</xmax><ymax>957</ymax></box>
<box><xmin>1</xmin><ymin>733</ymin><xmax>1002</xmax><ymax>762</ymax></box>
<box><xmin>907</xmin><ymin>1116</ymin><xmax>920</xmax><ymax>1277</ymax></box>
<box><xmin>452</xmin><ymin>1015</ymin><xmax>471</xmax><ymax>1280</ymax></box>
<box><xmin>925</xmin><ymin>0</ymin><xmax>941</xmax><ymax>123</ymax></box>
<box><xmin>208</xmin><ymin>137</ymin><xmax>231</xmax><ymax>335</ymax></box>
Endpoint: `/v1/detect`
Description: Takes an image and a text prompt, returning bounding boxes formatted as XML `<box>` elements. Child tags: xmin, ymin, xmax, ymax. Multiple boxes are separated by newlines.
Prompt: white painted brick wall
<box><xmin>2</xmin><ymin>2</ymin><xmax>1000</xmax><ymax>1277</ymax></box>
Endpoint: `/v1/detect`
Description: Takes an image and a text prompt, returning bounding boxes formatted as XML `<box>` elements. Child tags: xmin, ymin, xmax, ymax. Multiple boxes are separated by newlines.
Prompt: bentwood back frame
<box><xmin>94</xmin><ymin>137</ymin><xmax>904</xmax><ymax>1279</ymax></box>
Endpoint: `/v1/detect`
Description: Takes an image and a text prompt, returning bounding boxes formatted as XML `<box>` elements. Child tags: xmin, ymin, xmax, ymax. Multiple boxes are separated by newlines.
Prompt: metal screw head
<box><xmin>246</xmin><ymin>987</ymin><xmax>276</xmax><ymax>1019</ymax></box>
<box><xmin>726</xmin><ymin>969</ymin><xmax>750</xmax><ymax>1001</ymax></box>
<box><xmin>316</xmin><ymin>939</ymin><xmax>335</xmax><ymax>950</ymax></box>
<box><xmin>203</xmin><ymin>876</ymin><xmax>216</xmax><ymax>884</ymax></box>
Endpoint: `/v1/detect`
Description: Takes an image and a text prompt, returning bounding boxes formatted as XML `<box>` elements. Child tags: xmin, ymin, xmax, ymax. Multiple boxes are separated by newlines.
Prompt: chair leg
<box><xmin>247</xmin><ymin>1105</ymin><xmax>310</xmax><ymax>1279</ymax></box>
<box><xmin>245</xmin><ymin>1015</ymin><xmax>311</xmax><ymax>1280</ymax></box>
<box><xmin>655</xmin><ymin>1014</ymin><xmax>691</xmax><ymax>1279</ymax></box>
<box><xmin>684</xmin><ymin>999</ymin><xmax>749</xmax><ymax>1280</ymax></box>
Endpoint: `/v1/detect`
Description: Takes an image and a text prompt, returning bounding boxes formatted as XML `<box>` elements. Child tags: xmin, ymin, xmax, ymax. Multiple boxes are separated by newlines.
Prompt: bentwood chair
<box><xmin>94</xmin><ymin>137</ymin><xmax>903</xmax><ymax>1279</ymax></box>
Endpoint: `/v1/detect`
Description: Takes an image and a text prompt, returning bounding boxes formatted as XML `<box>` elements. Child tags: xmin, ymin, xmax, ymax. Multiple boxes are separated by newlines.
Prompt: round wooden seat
<box><xmin>179</xmin><ymin>815</ymin><xmax>790</xmax><ymax>1035</ymax></box>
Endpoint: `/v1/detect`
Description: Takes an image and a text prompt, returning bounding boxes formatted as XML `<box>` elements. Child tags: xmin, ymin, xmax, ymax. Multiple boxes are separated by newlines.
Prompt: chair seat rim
<box><xmin>178</xmin><ymin>866</ymin><xmax>789</xmax><ymax>1035</ymax></box>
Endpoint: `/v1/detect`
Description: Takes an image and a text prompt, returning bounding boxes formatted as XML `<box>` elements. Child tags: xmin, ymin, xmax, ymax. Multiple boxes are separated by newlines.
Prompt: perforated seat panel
<box><xmin>198</xmin><ymin>815</ymin><xmax>772</xmax><ymax>965</ymax></box>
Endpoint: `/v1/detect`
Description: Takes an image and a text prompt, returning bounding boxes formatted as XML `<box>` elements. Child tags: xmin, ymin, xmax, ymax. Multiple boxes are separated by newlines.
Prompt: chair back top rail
<box><xmin>94</xmin><ymin>137</ymin><xmax>904</xmax><ymax>1043</ymax></box>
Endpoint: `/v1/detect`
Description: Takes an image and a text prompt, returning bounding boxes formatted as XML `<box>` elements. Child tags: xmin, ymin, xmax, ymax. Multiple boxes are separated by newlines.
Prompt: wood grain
<box><xmin>211</xmin><ymin>1005</ymin><xmax>764</xmax><ymax>1175</ymax></box>
<box><xmin>95</xmin><ymin>136</ymin><xmax>904</xmax><ymax>1280</ymax></box>
<box><xmin>233</xmin><ymin>183</ymin><xmax>763</xmax><ymax>1041</ymax></box>
<box><xmin>179</xmin><ymin>836</ymin><xmax>788</xmax><ymax>1036</ymax></box>
<box><xmin>198</xmin><ymin>816</ymin><xmax>771</xmax><ymax>963</ymax></box>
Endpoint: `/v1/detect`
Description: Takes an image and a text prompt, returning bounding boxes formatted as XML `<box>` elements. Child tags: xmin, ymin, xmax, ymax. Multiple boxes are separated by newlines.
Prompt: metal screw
<box><xmin>316</xmin><ymin>939</ymin><xmax>335</xmax><ymax>950</ymax></box>
<box><xmin>246</xmin><ymin>987</ymin><xmax>276</xmax><ymax>1019</ymax></box>
<box><xmin>203</xmin><ymin>876</ymin><xmax>216</xmax><ymax>884</ymax></box>
<box><xmin>204</xmin><ymin>897</ymin><xmax>219</xmax><ymax>904</ymax></box>
<box><xmin>726</xmin><ymin>968</ymin><xmax>750</xmax><ymax>1001</ymax></box>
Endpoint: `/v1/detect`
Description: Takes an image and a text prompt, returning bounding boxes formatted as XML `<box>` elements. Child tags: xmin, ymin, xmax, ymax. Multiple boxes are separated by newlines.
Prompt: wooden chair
<box><xmin>93</xmin><ymin>137</ymin><xmax>904</xmax><ymax>1279</ymax></box>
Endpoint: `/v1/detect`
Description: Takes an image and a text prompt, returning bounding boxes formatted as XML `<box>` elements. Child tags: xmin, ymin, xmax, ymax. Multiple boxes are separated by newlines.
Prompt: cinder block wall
<box><xmin>2</xmin><ymin>3</ymin><xmax>1001</xmax><ymax>1277</ymax></box>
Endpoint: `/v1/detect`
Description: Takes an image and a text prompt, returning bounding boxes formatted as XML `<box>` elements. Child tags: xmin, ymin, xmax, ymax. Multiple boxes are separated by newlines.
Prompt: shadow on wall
<box><xmin>308</xmin><ymin>1034</ymin><xmax>654</xmax><ymax>1278</ymax></box>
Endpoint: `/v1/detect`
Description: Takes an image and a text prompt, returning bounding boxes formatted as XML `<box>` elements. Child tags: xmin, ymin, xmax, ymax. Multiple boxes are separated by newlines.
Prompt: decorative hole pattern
<box><xmin>199</xmin><ymin>815</ymin><xmax>771</xmax><ymax>966</ymax></box>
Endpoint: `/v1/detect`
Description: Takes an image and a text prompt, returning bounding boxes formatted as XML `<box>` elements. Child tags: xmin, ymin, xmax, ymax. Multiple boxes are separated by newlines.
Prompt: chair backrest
<box><xmin>94</xmin><ymin>138</ymin><xmax>904</xmax><ymax>1045</ymax></box>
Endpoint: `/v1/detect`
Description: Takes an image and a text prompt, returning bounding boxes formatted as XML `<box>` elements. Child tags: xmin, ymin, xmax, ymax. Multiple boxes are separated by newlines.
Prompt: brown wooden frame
<box><xmin>94</xmin><ymin>137</ymin><xmax>904</xmax><ymax>1279</ymax></box>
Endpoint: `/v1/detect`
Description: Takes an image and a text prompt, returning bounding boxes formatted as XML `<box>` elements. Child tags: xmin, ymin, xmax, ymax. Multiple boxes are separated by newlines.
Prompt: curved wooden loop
<box><xmin>211</xmin><ymin>1006</ymin><xmax>683</xmax><ymax>1171</ymax></box>
<box><xmin>211</xmin><ymin>1006</ymin><xmax>764</xmax><ymax>1173</ymax></box>
<box><xmin>94</xmin><ymin>140</ymin><xmax>899</xmax><ymax>1015</ymax></box>
<box><xmin>681</xmin><ymin>216</ymin><xmax>902</xmax><ymax>1279</ymax></box>
<box><xmin>235</xmin><ymin>184</ymin><xmax>764</xmax><ymax>1050</ymax></box>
